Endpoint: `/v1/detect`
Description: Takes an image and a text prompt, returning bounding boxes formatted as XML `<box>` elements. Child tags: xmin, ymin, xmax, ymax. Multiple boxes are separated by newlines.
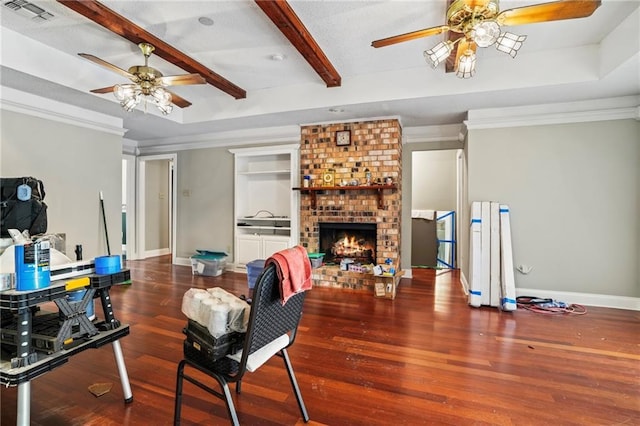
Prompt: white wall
<box><xmin>176</xmin><ymin>147</ymin><xmax>234</xmax><ymax>259</ymax></box>
<box><xmin>466</xmin><ymin>119</ymin><xmax>639</xmax><ymax>298</ymax></box>
<box><xmin>0</xmin><ymin>109</ymin><xmax>122</xmax><ymax>259</ymax></box>
<box><xmin>412</xmin><ymin>150</ymin><xmax>457</xmax><ymax>211</ymax></box>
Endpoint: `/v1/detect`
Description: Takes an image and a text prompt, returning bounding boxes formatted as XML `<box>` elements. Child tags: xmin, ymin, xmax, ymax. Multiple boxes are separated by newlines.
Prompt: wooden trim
<box><xmin>255</xmin><ymin>0</ymin><xmax>341</xmax><ymax>87</ymax></box>
<box><xmin>293</xmin><ymin>184</ymin><xmax>397</xmax><ymax>209</ymax></box>
<box><xmin>57</xmin><ymin>0</ymin><xmax>246</xmax><ymax>99</ymax></box>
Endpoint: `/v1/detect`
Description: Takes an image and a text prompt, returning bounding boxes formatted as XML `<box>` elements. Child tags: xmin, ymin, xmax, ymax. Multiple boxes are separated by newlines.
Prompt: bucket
<box><xmin>67</xmin><ymin>289</ymin><xmax>95</xmax><ymax>321</ymax></box>
<box><xmin>246</xmin><ymin>259</ymin><xmax>266</xmax><ymax>289</ymax></box>
<box><xmin>14</xmin><ymin>241</ymin><xmax>50</xmax><ymax>291</ymax></box>
<box><xmin>95</xmin><ymin>255</ymin><xmax>121</xmax><ymax>275</ymax></box>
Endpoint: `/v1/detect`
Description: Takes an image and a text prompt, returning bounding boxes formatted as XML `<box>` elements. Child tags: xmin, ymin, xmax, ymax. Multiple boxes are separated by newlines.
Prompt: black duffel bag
<box><xmin>0</xmin><ymin>177</ymin><xmax>48</xmax><ymax>237</ymax></box>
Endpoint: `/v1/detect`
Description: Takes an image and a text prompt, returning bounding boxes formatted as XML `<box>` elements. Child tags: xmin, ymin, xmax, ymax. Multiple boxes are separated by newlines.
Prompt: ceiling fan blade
<box><xmin>496</xmin><ymin>0</ymin><xmax>601</xmax><ymax>27</ymax></box>
<box><xmin>167</xmin><ymin>90</ymin><xmax>192</xmax><ymax>108</ymax></box>
<box><xmin>372</xmin><ymin>25</ymin><xmax>449</xmax><ymax>48</ymax></box>
<box><xmin>90</xmin><ymin>86</ymin><xmax>117</xmax><ymax>94</ymax></box>
<box><xmin>157</xmin><ymin>73</ymin><xmax>206</xmax><ymax>87</ymax></box>
<box><xmin>78</xmin><ymin>53</ymin><xmax>136</xmax><ymax>80</ymax></box>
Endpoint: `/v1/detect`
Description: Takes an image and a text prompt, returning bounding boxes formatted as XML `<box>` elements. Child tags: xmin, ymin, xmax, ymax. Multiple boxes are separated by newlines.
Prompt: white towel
<box><xmin>411</xmin><ymin>209</ymin><xmax>435</xmax><ymax>220</ymax></box>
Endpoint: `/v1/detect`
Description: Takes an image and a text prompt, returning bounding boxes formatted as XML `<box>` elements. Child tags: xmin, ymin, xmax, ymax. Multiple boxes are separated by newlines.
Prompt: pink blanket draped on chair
<box><xmin>265</xmin><ymin>245</ymin><xmax>312</xmax><ymax>305</ymax></box>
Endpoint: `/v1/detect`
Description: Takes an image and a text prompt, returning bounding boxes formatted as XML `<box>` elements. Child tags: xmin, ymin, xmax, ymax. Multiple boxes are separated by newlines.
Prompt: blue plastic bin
<box><xmin>246</xmin><ymin>259</ymin><xmax>266</xmax><ymax>289</ymax></box>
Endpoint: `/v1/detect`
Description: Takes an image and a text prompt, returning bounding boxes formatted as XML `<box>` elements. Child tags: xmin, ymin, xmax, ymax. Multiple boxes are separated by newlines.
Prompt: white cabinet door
<box><xmin>262</xmin><ymin>236</ymin><xmax>291</xmax><ymax>258</ymax></box>
<box><xmin>236</xmin><ymin>235</ymin><xmax>262</xmax><ymax>265</ymax></box>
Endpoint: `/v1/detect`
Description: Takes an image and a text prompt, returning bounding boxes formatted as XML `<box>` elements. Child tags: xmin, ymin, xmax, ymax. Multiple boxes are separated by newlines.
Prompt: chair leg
<box><xmin>175</xmin><ymin>359</ymin><xmax>240</xmax><ymax>426</ymax></box>
<box><xmin>281</xmin><ymin>349</ymin><xmax>310</xmax><ymax>422</ymax></box>
<box><xmin>221</xmin><ymin>382</ymin><xmax>240</xmax><ymax>426</ymax></box>
<box><xmin>173</xmin><ymin>359</ymin><xmax>187</xmax><ymax>426</ymax></box>
<box><xmin>236</xmin><ymin>380</ymin><xmax>242</xmax><ymax>394</ymax></box>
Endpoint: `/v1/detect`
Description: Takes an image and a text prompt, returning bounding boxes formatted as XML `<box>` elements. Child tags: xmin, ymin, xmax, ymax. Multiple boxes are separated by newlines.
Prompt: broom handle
<box><xmin>100</xmin><ymin>191</ymin><xmax>111</xmax><ymax>255</ymax></box>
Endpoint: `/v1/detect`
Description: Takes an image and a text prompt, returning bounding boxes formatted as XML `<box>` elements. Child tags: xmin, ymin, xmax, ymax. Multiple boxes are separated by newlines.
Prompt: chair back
<box><xmin>239</xmin><ymin>263</ymin><xmax>306</xmax><ymax>367</ymax></box>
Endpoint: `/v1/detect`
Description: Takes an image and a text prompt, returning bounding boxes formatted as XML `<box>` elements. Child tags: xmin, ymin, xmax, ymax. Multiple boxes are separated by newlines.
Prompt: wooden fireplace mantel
<box><xmin>293</xmin><ymin>184</ymin><xmax>397</xmax><ymax>209</ymax></box>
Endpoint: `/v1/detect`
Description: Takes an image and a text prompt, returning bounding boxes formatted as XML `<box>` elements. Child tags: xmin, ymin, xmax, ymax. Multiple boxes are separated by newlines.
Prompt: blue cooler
<box><xmin>246</xmin><ymin>259</ymin><xmax>266</xmax><ymax>289</ymax></box>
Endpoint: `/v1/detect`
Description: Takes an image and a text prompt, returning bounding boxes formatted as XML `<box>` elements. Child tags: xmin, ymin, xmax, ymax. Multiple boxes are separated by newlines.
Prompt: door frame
<box><xmin>122</xmin><ymin>154</ymin><xmax>137</xmax><ymax>259</ymax></box>
<box><xmin>137</xmin><ymin>153</ymin><xmax>177</xmax><ymax>262</ymax></box>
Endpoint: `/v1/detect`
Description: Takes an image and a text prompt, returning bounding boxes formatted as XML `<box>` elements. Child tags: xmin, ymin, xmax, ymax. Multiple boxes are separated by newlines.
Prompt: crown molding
<box><xmin>299</xmin><ymin>115</ymin><xmax>403</xmax><ymax>128</ymax></box>
<box><xmin>229</xmin><ymin>143</ymin><xmax>300</xmax><ymax>156</ymax></box>
<box><xmin>403</xmin><ymin>124</ymin><xmax>464</xmax><ymax>144</ymax></box>
<box><xmin>0</xmin><ymin>86</ymin><xmax>125</xmax><ymax>136</ymax></box>
<box><xmin>122</xmin><ymin>138</ymin><xmax>139</xmax><ymax>155</ymax></box>
<box><xmin>464</xmin><ymin>96</ymin><xmax>640</xmax><ymax>130</ymax></box>
<box><xmin>135</xmin><ymin>125</ymin><xmax>301</xmax><ymax>155</ymax></box>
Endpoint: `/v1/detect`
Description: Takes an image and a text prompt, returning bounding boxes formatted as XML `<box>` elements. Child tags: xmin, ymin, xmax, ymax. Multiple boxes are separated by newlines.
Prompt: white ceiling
<box><xmin>1</xmin><ymin>0</ymin><xmax>639</xmax><ymax>148</ymax></box>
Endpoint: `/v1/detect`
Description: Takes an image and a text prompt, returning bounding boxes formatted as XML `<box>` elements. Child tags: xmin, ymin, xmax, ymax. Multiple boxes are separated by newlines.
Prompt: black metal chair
<box><xmin>173</xmin><ymin>263</ymin><xmax>310</xmax><ymax>425</ymax></box>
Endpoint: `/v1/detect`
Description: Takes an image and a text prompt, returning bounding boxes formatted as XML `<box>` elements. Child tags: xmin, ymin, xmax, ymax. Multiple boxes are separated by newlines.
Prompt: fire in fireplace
<box><xmin>318</xmin><ymin>222</ymin><xmax>376</xmax><ymax>264</ymax></box>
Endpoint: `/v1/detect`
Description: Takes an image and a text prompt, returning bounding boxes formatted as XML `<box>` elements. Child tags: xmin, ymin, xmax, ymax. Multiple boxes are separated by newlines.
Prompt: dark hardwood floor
<box><xmin>2</xmin><ymin>255</ymin><xmax>639</xmax><ymax>425</ymax></box>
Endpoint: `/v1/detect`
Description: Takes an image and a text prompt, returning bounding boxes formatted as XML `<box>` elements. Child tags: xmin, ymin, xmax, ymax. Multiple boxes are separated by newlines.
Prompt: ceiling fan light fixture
<box><xmin>113</xmin><ymin>84</ymin><xmax>139</xmax><ymax>102</ymax></box>
<box><xmin>121</xmin><ymin>92</ymin><xmax>142</xmax><ymax>112</ymax></box>
<box><xmin>456</xmin><ymin>51</ymin><xmax>476</xmax><ymax>79</ymax></box>
<box><xmin>151</xmin><ymin>86</ymin><xmax>172</xmax><ymax>105</ymax></box>
<box><xmin>156</xmin><ymin>102</ymin><xmax>173</xmax><ymax>115</ymax></box>
<box><xmin>470</xmin><ymin>21</ymin><xmax>500</xmax><ymax>48</ymax></box>
<box><xmin>496</xmin><ymin>32</ymin><xmax>527</xmax><ymax>58</ymax></box>
<box><xmin>424</xmin><ymin>41</ymin><xmax>453</xmax><ymax>68</ymax></box>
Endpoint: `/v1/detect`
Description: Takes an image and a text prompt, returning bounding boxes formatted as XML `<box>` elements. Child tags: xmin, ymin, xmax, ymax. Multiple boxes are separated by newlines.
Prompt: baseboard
<box><xmin>516</xmin><ymin>288</ymin><xmax>640</xmax><ymax>311</ymax></box>
<box><xmin>460</xmin><ymin>272</ymin><xmax>470</xmax><ymax>295</ymax></box>
<box><xmin>144</xmin><ymin>248</ymin><xmax>171</xmax><ymax>258</ymax></box>
<box><xmin>174</xmin><ymin>256</ymin><xmax>191</xmax><ymax>266</ymax></box>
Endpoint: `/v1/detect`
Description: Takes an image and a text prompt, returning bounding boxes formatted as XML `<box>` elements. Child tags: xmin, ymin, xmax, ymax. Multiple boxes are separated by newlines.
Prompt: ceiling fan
<box><xmin>371</xmin><ymin>0</ymin><xmax>602</xmax><ymax>78</ymax></box>
<box><xmin>79</xmin><ymin>42</ymin><xmax>206</xmax><ymax>114</ymax></box>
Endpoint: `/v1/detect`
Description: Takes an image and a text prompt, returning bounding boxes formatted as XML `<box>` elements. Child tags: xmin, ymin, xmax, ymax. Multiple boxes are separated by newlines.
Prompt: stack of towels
<box><xmin>181</xmin><ymin>287</ymin><xmax>251</xmax><ymax>338</ymax></box>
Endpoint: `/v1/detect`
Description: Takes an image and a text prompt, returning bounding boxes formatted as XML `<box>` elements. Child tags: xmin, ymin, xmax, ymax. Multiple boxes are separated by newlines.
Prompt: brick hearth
<box><xmin>298</xmin><ymin>118</ymin><xmax>402</xmax><ymax>289</ymax></box>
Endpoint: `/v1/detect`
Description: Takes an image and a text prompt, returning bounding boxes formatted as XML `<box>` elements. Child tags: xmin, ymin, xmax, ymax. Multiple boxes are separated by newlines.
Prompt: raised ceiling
<box><xmin>1</xmin><ymin>0</ymin><xmax>638</xmax><ymax>148</ymax></box>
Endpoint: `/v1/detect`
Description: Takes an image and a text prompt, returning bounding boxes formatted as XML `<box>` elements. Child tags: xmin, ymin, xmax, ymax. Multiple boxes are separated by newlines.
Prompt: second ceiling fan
<box><xmin>371</xmin><ymin>0</ymin><xmax>602</xmax><ymax>78</ymax></box>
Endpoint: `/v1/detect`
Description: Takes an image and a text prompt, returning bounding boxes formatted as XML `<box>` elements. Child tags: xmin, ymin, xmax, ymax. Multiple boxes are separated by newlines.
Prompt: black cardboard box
<box><xmin>183</xmin><ymin>319</ymin><xmax>244</xmax><ymax>362</ymax></box>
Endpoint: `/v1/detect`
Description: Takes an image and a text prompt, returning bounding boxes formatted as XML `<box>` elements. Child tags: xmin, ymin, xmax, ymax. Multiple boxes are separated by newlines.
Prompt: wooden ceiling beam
<box><xmin>255</xmin><ymin>0</ymin><xmax>341</xmax><ymax>87</ymax></box>
<box><xmin>57</xmin><ymin>0</ymin><xmax>246</xmax><ymax>99</ymax></box>
<box><xmin>445</xmin><ymin>0</ymin><xmax>460</xmax><ymax>73</ymax></box>
<box><xmin>445</xmin><ymin>32</ymin><xmax>464</xmax><ymax>73</ymax></box>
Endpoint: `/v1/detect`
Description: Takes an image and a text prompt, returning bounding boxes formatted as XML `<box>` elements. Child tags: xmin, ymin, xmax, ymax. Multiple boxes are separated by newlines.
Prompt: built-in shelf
<box><xmin>237</xmin><ymin>169</ymin><xmax>291</xmax><ymax>175</ymax></box>
<box><xmin>293</xmin><ymin>184</ymin><xmax>397</xmax><ymax>209</ymax></box>
<box><xmin>236</xmin><ymin>216</ymin><xmax>291</xmax><ymax>235</ymax></box>
<box><xmin>230</xmin><ymin>144</ymin><xmax>300</xmax><ymax>268</ymax></box>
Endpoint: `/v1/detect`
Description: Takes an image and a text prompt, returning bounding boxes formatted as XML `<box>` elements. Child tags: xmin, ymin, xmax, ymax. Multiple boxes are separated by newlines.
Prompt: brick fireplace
<box><xmin>298</xmin><ymin>118</ymin><xmax>402</xmax><ymax>289</ymax></box>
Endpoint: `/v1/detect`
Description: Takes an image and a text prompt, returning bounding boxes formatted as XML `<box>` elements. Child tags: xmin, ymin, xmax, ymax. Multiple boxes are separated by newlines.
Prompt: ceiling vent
<box><xmin>3</xmin><ymin>0</ymin><xmax>54</xmax><ymax>23</ymax></box>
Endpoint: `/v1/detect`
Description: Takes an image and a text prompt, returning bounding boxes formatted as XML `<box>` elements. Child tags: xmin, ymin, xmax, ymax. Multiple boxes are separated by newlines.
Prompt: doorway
<box><xmin>137</xmin><ymin>154</ymin><xmax>177</xmax><ymax>262</ymax></box>
<box><xmin>411</xmin><ymin>149</ymin><xmax>460</xmax><ymax>269</ymax></box>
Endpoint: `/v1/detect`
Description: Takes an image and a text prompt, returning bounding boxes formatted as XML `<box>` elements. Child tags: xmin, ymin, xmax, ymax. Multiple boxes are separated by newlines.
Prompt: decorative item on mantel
<box><xmin>322</xmin><ymin>169</ymin><xmax>335</xmax><ymax>187</ymax></box>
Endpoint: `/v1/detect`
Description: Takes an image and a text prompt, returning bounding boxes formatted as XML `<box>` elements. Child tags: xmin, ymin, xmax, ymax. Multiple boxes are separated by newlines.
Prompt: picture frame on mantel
<box><xmin>335</xmin><ymin>130</ymin><xmax>351</xmax><ymax>146</ymax></box>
